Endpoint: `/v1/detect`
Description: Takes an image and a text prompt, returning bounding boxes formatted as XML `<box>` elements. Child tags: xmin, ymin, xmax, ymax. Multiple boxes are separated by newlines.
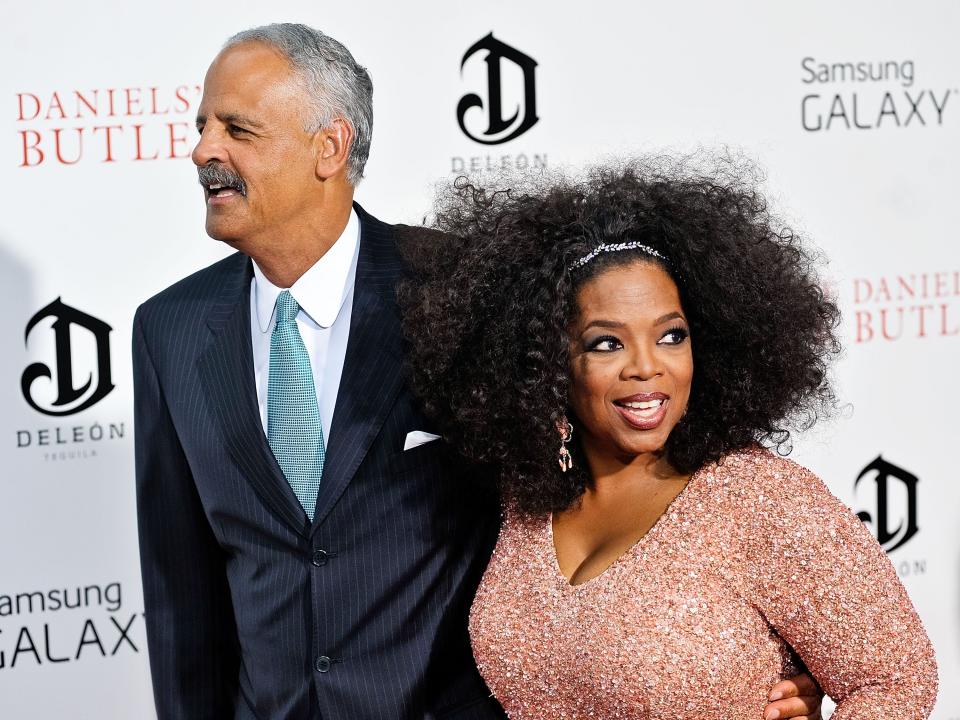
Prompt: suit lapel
<box><xmin>197</xmin><ymin>255</ymin><xmax>311</xmax><ymax>537</ymax></box>
<box><xmin>311</xmin><ymin>205</ymin><xmax>405</xmax><ymax>529</ymax></box>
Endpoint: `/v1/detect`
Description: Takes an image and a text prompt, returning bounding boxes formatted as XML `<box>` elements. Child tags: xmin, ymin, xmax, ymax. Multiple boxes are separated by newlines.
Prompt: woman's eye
<box><xmin>658</xmin><ymin>327</ymin><xmax>689</xmax><ymax>345</ymax></box>
<box><xmin>587</xmin><ymin>336</ymin><xmax>622</xmax><ymax>352</ymax></box>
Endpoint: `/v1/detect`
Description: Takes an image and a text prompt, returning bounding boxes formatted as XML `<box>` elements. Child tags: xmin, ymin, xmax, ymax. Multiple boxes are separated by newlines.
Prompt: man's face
<box><xmin>192</xmin><ymin>41</ymin><xmax>319</xmax><ymax>247</ymax></box>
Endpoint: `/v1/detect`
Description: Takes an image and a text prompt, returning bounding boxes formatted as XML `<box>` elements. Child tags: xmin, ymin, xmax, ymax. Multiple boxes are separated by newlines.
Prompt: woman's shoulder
<box><xmin>701</xmin><ymin>445</ymin><xmax>844</xmax><ymax>518</ymax></box>
<box><xmin>704</xmin><ymin>445</ymin><xmax>876</xmax><ymax>556</ymax></box>
<box><xmin>500</xmin><ymin>500</ymin><xmax>549</xmax><ymax>536</ymax></box>
<box><xmin>705</xmin><ymin>444</ymin><xmax>821</xmax><ymax>489</ymax></box>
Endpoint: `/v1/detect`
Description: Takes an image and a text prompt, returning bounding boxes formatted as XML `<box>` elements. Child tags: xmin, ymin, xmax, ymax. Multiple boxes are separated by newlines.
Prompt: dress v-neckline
<box><xmin>546</xmin><ymin>465</ymin><xmax>703</xmax><ymax>590</ymax></box>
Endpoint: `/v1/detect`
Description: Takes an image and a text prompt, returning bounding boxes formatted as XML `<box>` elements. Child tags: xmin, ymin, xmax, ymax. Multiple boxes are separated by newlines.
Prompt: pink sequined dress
<box><xmin>469</xmin><ymin>447</ymin><xmax>938</xmax><ymax>719</ymax></box>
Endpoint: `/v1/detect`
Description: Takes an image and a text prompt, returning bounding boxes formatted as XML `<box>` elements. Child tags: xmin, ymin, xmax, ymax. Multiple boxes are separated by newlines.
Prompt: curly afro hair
<box><xmin>397</xmin><ymin>156</ymin><xmax>840</xmax><ymax>516</ymax></box>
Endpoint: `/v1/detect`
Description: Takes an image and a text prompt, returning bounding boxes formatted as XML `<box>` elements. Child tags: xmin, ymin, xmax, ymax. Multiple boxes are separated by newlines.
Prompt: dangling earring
<box><xmin>557</xmin><ymin>420</ymin><xmax>574</xmax><ymax>473</ymax></box>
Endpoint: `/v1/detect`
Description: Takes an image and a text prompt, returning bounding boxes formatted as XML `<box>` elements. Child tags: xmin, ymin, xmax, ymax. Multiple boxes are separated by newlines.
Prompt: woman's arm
<box><xmin>742</xmin><ymin>454</ymin><xmax>938</xmax><ymax>719</ymax></box>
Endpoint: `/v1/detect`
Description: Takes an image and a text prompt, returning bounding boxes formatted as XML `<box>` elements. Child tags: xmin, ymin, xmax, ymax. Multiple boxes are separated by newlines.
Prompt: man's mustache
<box><xmin>198</xmin><ymin>163</ymin><xmax>247</xmax><ymax>197</ymax></box>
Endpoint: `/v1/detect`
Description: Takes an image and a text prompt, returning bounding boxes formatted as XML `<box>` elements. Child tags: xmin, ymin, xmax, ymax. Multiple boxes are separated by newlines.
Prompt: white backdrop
<box><xmin>2</xmin><ymin>1</ymin><xmax>957</xmax><ymax>717</ymax></box>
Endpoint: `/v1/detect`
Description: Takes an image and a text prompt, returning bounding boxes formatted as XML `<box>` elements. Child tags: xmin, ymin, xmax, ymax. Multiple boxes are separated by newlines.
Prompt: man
<box><xmin>133</xmin><ymin>23</ymin><xmax>823</xmax><ymax>720</ymax></box>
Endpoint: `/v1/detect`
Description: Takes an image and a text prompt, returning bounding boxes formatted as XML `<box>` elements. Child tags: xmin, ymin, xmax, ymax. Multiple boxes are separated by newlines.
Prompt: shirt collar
<box><xmin>252</xmin><ymin>208</ymin><xmax>360</xmax><ymax>332</ymax></box>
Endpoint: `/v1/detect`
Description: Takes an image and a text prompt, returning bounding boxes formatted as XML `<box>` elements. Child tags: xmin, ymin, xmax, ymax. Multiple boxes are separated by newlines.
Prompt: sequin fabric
<box><xmin>469</xmin><ymin>447</ymin><xmax>938</xmax><ymax>719</ymax></box>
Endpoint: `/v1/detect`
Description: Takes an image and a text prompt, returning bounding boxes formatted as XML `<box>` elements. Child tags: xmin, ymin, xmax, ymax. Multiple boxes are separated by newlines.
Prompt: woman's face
<box><xmin>568</xmin><ymin>260</ymin><xmax>693</xmax><ymax>464</ymax></box>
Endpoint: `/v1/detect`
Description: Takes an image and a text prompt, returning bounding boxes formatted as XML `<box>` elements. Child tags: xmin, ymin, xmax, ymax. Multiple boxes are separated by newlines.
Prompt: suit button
<box><xmin>311</xmin><ymin>550</ymin><xmax>329</xmax><ymax>567</ymax></box>
<box><xmin>315</xmin><ymin>655</ymin><xmax>332</xmax><ymax>673</ymax></box>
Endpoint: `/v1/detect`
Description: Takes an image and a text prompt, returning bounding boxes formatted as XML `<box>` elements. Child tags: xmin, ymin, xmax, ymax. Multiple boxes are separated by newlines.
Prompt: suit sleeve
<box><xmin>133</xmin><ymin>309</ymin><xmax>240</xmax><ymax>719</ymax></box>
<box><xmin>742</xmin><ymin>459</ymin><xmax>938</xmax><ymax>719</ymax></box>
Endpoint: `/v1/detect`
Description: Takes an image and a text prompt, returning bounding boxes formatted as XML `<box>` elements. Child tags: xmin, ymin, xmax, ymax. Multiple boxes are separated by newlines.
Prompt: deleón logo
<box><xmin>21</xmin><ymin>298</ymin><xmax>114</xmax><ymax>417</ymax></box>
<box><xmin>854</xmin><ymin>455</ymin><xmax>919</xmax><ymax>553</ymax></box>
<box><xmin>457</xmin><ymin>33</ymin><xmax>539</xmax><ymax>145</ymax></box>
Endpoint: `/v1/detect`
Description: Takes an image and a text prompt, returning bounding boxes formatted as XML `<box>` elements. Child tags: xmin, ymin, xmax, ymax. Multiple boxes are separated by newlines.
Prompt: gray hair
<box><xmin>225</xmin><ymin>23</ymin><xmax>373</xmax><ymax>185</ymax></box>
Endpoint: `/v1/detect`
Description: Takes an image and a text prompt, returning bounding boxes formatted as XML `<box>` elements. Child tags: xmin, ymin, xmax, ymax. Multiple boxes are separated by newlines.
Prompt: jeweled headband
<box><xmin>568</xmin><ymin>241</ymin><xmax>668</xmax><ymax>272</ymax></box>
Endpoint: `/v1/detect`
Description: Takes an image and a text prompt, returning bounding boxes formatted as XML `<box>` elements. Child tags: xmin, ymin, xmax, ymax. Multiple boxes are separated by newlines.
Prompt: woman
<box><xmin>398</xmin><ymin>158</ymin><xmax>938</xmax><ymax>719</ymax></box>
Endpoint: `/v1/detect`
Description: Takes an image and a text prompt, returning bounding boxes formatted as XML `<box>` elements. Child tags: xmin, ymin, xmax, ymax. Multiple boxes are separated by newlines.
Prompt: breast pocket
<box><xmin>389</xmin><ymin>436</ymin><xmax>447</xmax><ymax>477</ymax></box>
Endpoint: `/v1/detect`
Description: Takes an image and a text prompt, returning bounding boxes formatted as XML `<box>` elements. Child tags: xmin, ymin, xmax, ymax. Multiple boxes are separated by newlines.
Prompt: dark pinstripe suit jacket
<box><xmin>133</xmin><ymin>205</ymin><xmax>504</xmax><ymax>720</ymax></box>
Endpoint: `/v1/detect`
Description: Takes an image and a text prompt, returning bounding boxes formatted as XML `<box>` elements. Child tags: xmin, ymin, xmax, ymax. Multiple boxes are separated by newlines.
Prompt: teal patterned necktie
<box><xmin>267</xmin><ymin>290</ymin><xmax>324</xmax><ymax>520</ymax></box>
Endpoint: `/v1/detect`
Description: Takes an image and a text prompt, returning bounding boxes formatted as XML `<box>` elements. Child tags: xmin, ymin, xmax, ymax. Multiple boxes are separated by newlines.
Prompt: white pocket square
<box><xmin>404</xmin><ymin>430</ymin><xmax>442</xmax><ymax>451</ymax></box>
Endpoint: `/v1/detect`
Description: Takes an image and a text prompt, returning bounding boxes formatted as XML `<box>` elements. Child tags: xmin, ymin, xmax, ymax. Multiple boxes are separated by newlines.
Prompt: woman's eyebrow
<box><xmin>654</xmin><ymin>311</ymin><xmax>685</xmax><ymax>325</ymax></box>
<box><xmin>582</xmin><ymin>319</ymin><xmax>625</xmax><ymax>331</ymax></box>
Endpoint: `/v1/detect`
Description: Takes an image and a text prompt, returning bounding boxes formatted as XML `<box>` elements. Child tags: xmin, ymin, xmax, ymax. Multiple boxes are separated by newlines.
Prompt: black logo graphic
<box><xmin>854</xmin><ymin>455</ymin><xmax>919</xmax><ymax>553</ymax></box>
<box><xmin>457</xmin><ymin>33</ymin><xmax>539</xmax><ymax>145</ymax></box>
<box><xmin>21</xmin><ymin>298</ymin><xmax>114</xmax><ymax>416</ymax></box>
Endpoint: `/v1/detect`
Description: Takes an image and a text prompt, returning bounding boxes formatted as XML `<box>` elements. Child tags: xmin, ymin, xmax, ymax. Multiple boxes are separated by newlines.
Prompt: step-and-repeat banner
<box><xmin>2</xmin><ymin>1</ymin><xmax>957</xmax><ymax>717</ymax></box>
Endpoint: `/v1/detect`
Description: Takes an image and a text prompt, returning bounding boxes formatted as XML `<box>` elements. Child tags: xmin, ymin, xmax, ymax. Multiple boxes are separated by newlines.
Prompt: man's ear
<box><xmin>313</xmin><ymin>118</ymin><xmax>353</xmax><ymax>181</ymax></box>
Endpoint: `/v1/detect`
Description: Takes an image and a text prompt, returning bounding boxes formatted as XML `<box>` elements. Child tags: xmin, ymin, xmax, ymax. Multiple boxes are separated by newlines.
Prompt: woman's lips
<box><xmin>613</xmin><ymin>395</ymin><xmax>669</xmax><ymax>431</ymax></box>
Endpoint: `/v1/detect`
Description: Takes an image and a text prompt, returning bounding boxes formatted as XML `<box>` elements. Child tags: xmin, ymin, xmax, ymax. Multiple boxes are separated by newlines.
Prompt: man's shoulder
<box><xmin>389</xmin><ymin>222</ymin><xmax>459</xmax><ymax>282</ymax></box>
<box><xmin>135</xmin><ymin>252</ymin><xmax>248</xmax><ymax>327</ymax></box>
<box><xmin>354</xmin><ymin>202</ymin><xmax>449</xmax><ymax>250</ymax></box>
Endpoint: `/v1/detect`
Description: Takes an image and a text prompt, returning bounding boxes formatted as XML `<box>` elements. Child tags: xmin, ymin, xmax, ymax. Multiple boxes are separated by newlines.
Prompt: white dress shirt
<box><xmin>250</xmin><ymin>209</ymin><xmax>360</xmax><ymax>440</ymax></box>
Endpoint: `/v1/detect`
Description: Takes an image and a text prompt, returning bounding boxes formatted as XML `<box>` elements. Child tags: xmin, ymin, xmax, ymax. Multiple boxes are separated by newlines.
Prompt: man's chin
<box><xmin>205</xmin><ymin>219</ymin><xmax>246</xmax><ymax>246</ymax></box>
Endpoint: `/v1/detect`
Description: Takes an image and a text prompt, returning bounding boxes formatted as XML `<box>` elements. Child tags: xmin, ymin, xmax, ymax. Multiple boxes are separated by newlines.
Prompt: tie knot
<box><xmin>274</xmin><ymin>290</ymin><xmax>300</xmax><ymax>325</ymax></box>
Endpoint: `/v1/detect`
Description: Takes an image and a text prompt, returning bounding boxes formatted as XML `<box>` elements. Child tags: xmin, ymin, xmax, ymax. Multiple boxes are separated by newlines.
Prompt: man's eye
<box><xmin>228</xmin><ymin>125</ymin><xmax>248</xmax><ymax>135</ymax></box>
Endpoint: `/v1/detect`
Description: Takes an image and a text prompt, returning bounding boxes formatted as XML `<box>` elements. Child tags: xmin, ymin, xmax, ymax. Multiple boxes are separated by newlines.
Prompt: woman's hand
<box><xmin>764</xmin><ymin>672</ymin><xmax>822</xmax><ymax>720</ymax></box>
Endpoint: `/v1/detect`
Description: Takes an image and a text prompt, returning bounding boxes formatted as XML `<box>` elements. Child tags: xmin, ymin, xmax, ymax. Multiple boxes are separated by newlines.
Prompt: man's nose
<box><xmin>191</xmin><ymin>126</ymin><xmax>226</xmax><ymax>168</ymax></box>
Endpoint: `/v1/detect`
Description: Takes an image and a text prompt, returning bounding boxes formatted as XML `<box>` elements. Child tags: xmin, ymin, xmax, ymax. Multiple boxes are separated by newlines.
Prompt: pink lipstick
<box><xmin>613</xmin><ymin>392</ymin><xmax>669</xmax><ymax>431</ymax></box>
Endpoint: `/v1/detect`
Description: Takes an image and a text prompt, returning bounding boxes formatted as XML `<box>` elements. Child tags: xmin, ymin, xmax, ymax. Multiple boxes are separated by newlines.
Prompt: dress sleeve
<box><xmin>737</xmin><ymin>454</ymin><xmax>938</xmax><ymax>719</ymax></box>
